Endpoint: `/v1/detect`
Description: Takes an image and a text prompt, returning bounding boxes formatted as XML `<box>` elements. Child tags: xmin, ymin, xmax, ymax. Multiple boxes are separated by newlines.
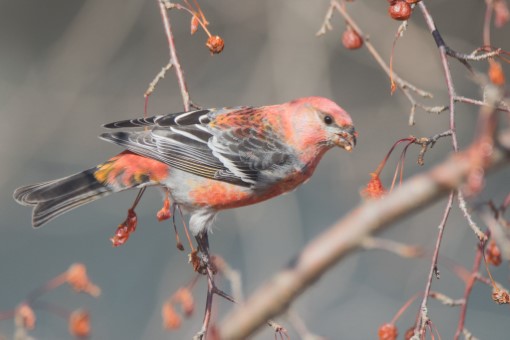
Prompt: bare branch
<box><xmin>361</xmin><ymin>237</ymin><xmax>423</xmax><ymax>258</ymax></box>
<box><xmin>158</xmin><ymin>0</ymin><xmax>191</xmax><ymax>111</ymax></box>
<box><xmin>429</xmin><ymin>291</ymin><xmax>465</xmax><ymax>307</ymax></box>
<box><xmin>218</xmin><ymin>130</ymin><xmax>510</xmax><ymax>340</ymax></box>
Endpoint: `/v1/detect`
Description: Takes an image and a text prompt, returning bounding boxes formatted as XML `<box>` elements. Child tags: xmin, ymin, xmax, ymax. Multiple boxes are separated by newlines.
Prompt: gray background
<box><xmin>1</xmin><ymin>0</ymin><xmax>509</xmax><ymax>339</ymax></box>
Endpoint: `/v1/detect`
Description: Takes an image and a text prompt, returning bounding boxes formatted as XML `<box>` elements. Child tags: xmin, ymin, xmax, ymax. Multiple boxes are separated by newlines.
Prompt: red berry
<box><xmin>342</xmin><ymin>27</ymin><xmax>363</xmax><ymax>50</ymax></box>
<box><xmin>389</xmin><ymin>1</ymin><xmax>412</xmax><ymax>21</ymax></box>
<box><xmin>190</xmin><ymin>15</ymin><xmax>199</xmax><ymax>35</ymax></box>
<box><xmin>486</xmin><ymin>239</ymin><xmax>503</xmax><ymax>266</ymax></box>
<box><xmin>378</xmin><ymin>323</ymin><xmax>398</xmax><ymax>340</ymax></box>
<box><xmin>206</xmin><ymin>35</ymin><xmax>225</xmax><ymax>54</ymax></box>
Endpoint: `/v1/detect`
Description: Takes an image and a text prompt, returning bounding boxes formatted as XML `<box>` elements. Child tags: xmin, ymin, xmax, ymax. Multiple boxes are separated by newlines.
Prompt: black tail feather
<box><xmin>13</xmin><ymin>169</ymin><xmax>111</xmax><ymax>227</ymax></box>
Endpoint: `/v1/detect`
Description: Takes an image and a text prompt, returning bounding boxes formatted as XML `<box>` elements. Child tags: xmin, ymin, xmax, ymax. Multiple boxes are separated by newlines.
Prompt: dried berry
<box><xmin>362</xmin><ymin>173</ymin><xmax>386</xmax><ymax>199</ymax></box>
<box><xmin>15</xmin><ymin>304</ymin><xmax>36</xmax><ymax>330</ymax></box>
<box><xmin>66</xmin><ymin>263</ymin><xmax>101</xmax><ymax>297</ymax></box>
<box><xmin>110</xmin><ymin>208</ymin><xmax>137</xmax><ymax>247</ymax></box>
<box><xmin>342</xmin><ymin>27</ymin><xmax>363</xmax><ymax>50</ymax></box>
<box><xmin>190</xmin><ymin>15</ymin><xmax>199</xmax><ymax>35</ymax></box>
<box><xmin>492</xmin><ymin>287</ymin><xmax>510</xmax><ymax>304</ymax></box>
<box><xmin>206</xmin><ymin>35</ymin><xmax>225</xmax><ymax>54</ymax></box>
<box><xmin>486</xmin><ymin>240</ymin><xmax>503</xmax><ymax>266</ymax></box>
<box><xmin>157</xmin><ymin>196</ymin><xmax>171</xmax><ymax>221</ymax></box>
<box><xmin>489</xmin><ymin>60</ymin><xmax>505</xmax><ymax>86</ymax></box>
<box><xmin>162</xmin><ymin>302</ymin><xmax>182</xmax><ymax>329</ymax></box>
<box><xmin>494</xmin><ymin>0</ymin><xmax>510</xmax><ymax>28</ymax></box>
<box><xmin>389</xmin><ymin>1</ymin><xmax>412</xmax><ymax>21</ymax></box>
<box><xmin>378</xmin><ymin>323</ymin><xmax>398</xmax><ymax>340</ymax></box>
<box><xmin>173</xmin><ymin>287</ymin><xmax>194</xmax><ymax>317</ymax></box>
<box><xmin>69</xmin><ymin>309</ymin><xmax>91</xmax><ymax>338</ymax></box>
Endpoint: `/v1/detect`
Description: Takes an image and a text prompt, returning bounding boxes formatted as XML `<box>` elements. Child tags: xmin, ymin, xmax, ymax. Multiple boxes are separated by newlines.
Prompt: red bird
<box><xmin>14</xmin><ymin>97</ymin><xmax>356</xmax><ymax>241</ymax></box>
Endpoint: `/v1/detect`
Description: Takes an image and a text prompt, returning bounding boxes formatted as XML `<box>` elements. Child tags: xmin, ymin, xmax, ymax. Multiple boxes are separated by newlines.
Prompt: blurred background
<box><xmin>1</xmin><ymin>0</ymin><xmax>509</xmax><ymax>339</ymax></box>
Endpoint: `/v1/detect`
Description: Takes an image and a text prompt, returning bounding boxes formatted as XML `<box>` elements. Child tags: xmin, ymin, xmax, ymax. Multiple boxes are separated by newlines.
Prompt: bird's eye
<box><xmin>323</xmin><ymin>115</ymin><xmax>333</xmax><ymax>125</ymax></box>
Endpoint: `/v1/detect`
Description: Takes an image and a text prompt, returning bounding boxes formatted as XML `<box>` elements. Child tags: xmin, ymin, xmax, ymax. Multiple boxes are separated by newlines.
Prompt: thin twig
<box><xmin>455</xmin><ymin>95</ymin><xmax>510</xmax><ymax>112</ymax></box>
<box><xmin>429</xmin><ymin>291</ymin><xmax>465</xmax><ymax>307</ymax></box>
<box><xmin>212</xmin><ymin>256</ymin><xmax>244</xmax><ymax>303</ymax></box>
<box><xmin>413</xmin><ymin>192</ymin><xmax>454</xmax><ymax>338</ymax></box>
<box><xmin>361</xmin><ymin>237</ymin><xmax>423</xmax><ymax>258</ymax></box>
<box><xmin>458</xmin><ymin>191</ymin><xmax>487</xmax><ymax>241</ymax></box>
<box><xmin>159</xmin><ymin>0</ymin><xmax>191</xmax><ymax>111</ymax></box>
<box><xmin>145</xmin><ymin>61</ymin><xmax>173</xmax><ymax>98</ymax></box>
<box><xmin>454</xmin><ymin>243</ymin><xmax>484</xmax><ymax>339</ymax></box>
<box><xmin>193</xmin><ymin>269</ymin><xmax>215</xmax><ymax>340</ymax></box>
<box><xmin>286</xmin><ymin>310</ymin><xmax>325</xmax><ymax>340</ymax></box>
<box><xmin>480</xmin><ymin>210</ymin><xmax>510</xmax><ymax>260</ymax></box>
<box><xmin>412</xmin><ymin>130</ymin><xmax>453</xmax><ymax>165</ymax></box>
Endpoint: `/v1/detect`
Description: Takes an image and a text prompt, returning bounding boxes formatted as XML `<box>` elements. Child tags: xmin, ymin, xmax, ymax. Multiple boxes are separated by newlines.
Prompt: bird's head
<box><xmin>282</xmin><ymin>97</ymin><xmax>356</xmax><ymax>155</ymax></box>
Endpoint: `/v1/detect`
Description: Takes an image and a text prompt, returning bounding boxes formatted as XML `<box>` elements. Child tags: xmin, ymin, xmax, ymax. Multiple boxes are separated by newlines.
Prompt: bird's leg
<box><xmin>195</xmin><ymin>232</ymin><xmax>236</xmax><ymax>300</ymax></box>
<box><xmin>195</xmin><ymin>231</ymin><xmax>210</xmax><ymax>259</ymax></box>
<box><xmin>194</xmin><ymin>231</ymin><xmax>212</xmax><ymax>273</ymax></box>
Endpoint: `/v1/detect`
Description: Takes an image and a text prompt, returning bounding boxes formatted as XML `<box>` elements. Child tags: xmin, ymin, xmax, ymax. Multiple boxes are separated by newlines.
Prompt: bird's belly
<box><xmin>164</xmin><ymin>168</ymin><xmax>309</xmax><ymax>211</ymax></box>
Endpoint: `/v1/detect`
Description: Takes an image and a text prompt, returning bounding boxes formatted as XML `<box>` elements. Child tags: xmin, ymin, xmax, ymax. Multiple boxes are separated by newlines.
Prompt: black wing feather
<box><xmin>102</xmin><ymin>116</ymin><xmax>161</xmax><ymax>129</ymax></box>
<box><xmin>100</xmin><ymin>107</ymin><xmax>297</xmax><ymax>187</ymax></box>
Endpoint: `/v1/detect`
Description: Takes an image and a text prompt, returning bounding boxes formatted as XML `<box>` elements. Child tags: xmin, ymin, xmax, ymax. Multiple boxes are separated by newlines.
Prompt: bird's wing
<box><xmin>100</xmin><ymin>107</ymin><xmax>296</xmax><ymax>187</ymax></box>
<box><xmin>102</xmin><ymin>108</ymin><xmax>214</xmax><ymax>129</ymax></box>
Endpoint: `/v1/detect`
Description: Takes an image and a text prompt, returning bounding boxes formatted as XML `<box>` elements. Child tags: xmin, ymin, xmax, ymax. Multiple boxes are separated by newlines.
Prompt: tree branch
<box><xmin>218</xmin><ymin>130</ymin><xmax>510</xmax><ymax>339</ymax></box>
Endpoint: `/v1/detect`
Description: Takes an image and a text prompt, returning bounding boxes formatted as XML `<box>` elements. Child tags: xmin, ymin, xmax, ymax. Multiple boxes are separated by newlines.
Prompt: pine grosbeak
<box><xmin>14</xmin><ymin>97</ymin><xmax>356</xmax><ymax>237</ymax></box>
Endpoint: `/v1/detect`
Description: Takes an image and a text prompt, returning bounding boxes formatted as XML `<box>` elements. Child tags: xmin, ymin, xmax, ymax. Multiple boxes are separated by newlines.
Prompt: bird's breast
<box><xmin>166</xmin><ymin>166</ymin><xmax>314</xmax><ymax>211</ymax></box>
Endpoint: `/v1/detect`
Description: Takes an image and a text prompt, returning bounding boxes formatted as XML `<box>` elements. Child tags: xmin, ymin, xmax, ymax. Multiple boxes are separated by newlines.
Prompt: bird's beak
<box><xmin>335</xmin><ymin>125</ymin><xmax>357</xmax><ymax>151</ymax></box>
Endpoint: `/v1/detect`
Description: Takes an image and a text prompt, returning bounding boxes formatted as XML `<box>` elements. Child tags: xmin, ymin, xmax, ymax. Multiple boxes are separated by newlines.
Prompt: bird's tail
<box><xmin>13</xmin><ymin>151</ymin><xmax>169</xmax><ymax>227</ymax></box>
<box><xmin>13</xmin><ymin>168</ymin><xmax>112</xmax><ymax>227</ymax></box>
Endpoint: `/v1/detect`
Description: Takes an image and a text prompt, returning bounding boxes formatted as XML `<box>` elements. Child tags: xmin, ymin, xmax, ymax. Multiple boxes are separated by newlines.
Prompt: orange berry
<box><xmin>378</xmin><ymin>323</ymin><xmax>398</xmax><ymax>340</ymax></box>
<box><xmin>342</xmin><ymin>27</ymin><xmax>363</xmax><ymax>50</ymax></box>
<box><xmin>389</xmin><ymin>1</ymin><xmax>412</xmax><ymax>21</ymax></box>
<box><xmin>15</xmin><ymin>304</ymin><xmax>36</xmax><ymax>330</ymax></box>
<box><xmin>489</xmin><ymin>60</ymin><xmax>505</xmax><ymax>86</ymax></box>
<box><xmin>110</xmin><ymin>209</ymin><xmax>138</xmax><ymax>247</ymax></box>
<box><xmin>486</xmin><ymin>240</ymin><xmax>502</xmax><ymax>266</ymax></box>
<box><xmin>362</xmin><ymin>173</ymin><xmax>386</xmax><ymax>199</ymax></box>
<box><xmin>173</xmin><ymin>287</ymin><xmax>194</xmax><ymax>317</ymax></box>
<box><xmin>69</xmin><ymin>309</ymin><xmax>91</xmax><ymax>338</ymax></box>
<box><xmin>162</xmin><ymin>302</ymin><xmax>182</xmax><ymax>330</ymax></box>
<box><xmin>492</xmin><ymin>287</ymin><xmax>510</xmax><ymax>304</ymax></box>
<box><xmin>157</xmin><ymin>197</ymin><xmax>171</xmax><ymax>221</ymax></box>
<box><xmin>190</xmin><ymin>15</ymin><xmax>199</xmax><ymax>35</ymax></box>
<box><xmin>66</xmin><ymin>263</ymin><xmax>101</xmax><ymax>297</ymax></box>
<box><xmin>206</xmin><ymin>35</ymin><xmax>225</xmax><ymax>54</ymax></box>
<box><xmin>494</xmin><ymin>0</ymin><xmax>510</xmax><ymax>28</ymax></box>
